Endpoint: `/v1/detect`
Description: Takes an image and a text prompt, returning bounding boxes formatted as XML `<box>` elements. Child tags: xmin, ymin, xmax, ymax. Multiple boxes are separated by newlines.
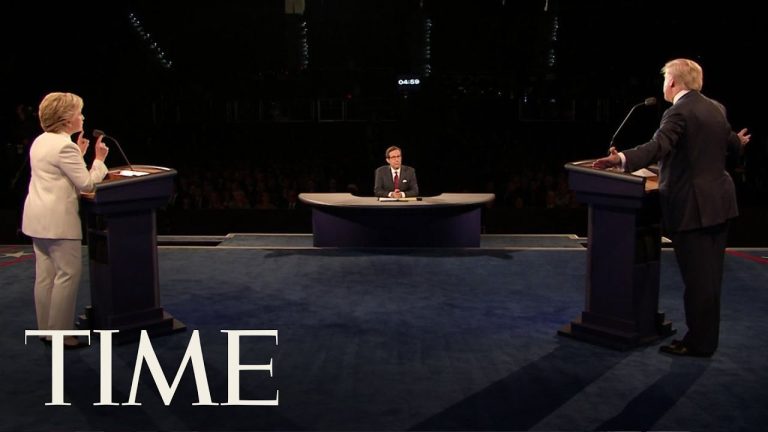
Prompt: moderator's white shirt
<box><xmin>22</xmin><ymin>132</ymin><xmax>108</xmax><ymax>239</ymax></box>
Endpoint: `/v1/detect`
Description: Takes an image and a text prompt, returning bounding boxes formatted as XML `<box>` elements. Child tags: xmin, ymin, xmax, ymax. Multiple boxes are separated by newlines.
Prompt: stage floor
<box><xmin>157</xmin><ymin>233</ymin><xmax>590</xmax><ymax>249</ymax></box>
<box><xmin>1</xmin><ymin>237</ymin><xmax>767</xmax><ymax>431</ymax></box>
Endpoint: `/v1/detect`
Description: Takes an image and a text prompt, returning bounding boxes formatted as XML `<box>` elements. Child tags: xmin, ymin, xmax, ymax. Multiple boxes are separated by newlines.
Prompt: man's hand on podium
<box><xmin>592</xmin><ymin>147</ymin><xmax>622</xmax><ymax>170</ymax></box>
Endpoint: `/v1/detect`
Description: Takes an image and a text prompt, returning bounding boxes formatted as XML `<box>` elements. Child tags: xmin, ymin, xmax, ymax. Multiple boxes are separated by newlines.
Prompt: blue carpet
<box><xmin>1</xmin><ymin>243</ymin><xmax>767</xmax><ymax>431</ymax></box>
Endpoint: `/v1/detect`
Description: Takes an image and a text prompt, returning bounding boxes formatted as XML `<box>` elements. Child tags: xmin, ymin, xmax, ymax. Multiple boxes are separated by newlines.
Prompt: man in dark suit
<box><xmin>374</xmin><ymin>146</ymin><xmax>419</xmax><ymax>198</ymax></box>
<box><xmin>593</xmin><ymin>58</ymin><xmax>750</xmax><ymax>357</ymax></box>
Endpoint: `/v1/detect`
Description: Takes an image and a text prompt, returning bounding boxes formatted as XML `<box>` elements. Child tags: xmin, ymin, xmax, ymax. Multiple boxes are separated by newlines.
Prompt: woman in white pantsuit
<box><xmin>22</xmin><ymin>92</ymin><xmax>109</xmax><ymax>349</ymax></box>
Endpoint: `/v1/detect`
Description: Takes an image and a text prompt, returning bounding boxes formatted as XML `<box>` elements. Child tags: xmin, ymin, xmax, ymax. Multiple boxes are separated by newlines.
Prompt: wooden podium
<box><xmin>559</xmin><ymin>160</ymin><xmax>675</xmax><ymax>349</ymax></box>
<box><xmin>78</xmin><ymin>165</ymin><xmax>185</xmax><ymax>342</ymax></box>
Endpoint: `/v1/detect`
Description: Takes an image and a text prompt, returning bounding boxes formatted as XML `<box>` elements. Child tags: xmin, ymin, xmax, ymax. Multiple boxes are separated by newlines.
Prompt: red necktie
<box><xmin>393</xmin><ymin>172</ymin><xmax>400</xmax><ymax>190</ymax></box>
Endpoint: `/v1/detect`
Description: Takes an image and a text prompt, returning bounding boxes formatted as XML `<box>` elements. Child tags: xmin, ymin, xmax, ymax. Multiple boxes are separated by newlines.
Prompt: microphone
<box><xmin>609</xmin><ymin>97</ymin><xmax>657</xmax><ymax>149</ymax></box>
<box><xmin>93</xmin><ymin>129</ymin><xmax>133</xmax><ymax>171</ymax></box>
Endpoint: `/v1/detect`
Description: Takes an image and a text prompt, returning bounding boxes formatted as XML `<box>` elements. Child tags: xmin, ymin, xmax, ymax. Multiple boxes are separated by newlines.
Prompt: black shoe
<box><xmin>659</xmin><ymin>343</ymin><xmax>713</xmax><ymax>357</ymax></box>
<box><xmin>41</xmin><ymin>337</ymin><xmax>89</xmax><ymax>349</ymax></box>
<box><xmin>63</xmin><ymin>339</ymin><xmax>89</xmax><ymax>350</ymax></box>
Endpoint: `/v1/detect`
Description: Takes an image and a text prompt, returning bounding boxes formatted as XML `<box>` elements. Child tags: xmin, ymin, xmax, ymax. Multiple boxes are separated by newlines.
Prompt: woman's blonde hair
<box><xmin>38</xmin><ymin>92</ymin><xmax>83</xmax><ymax>133</ymax></box>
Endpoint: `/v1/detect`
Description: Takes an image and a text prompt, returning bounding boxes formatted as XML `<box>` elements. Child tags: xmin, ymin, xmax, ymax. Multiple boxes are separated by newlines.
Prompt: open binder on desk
<box><xmin>378</xmin><ymin>197</ymin><xmax>421</xmax><ymax>202</ymax></box>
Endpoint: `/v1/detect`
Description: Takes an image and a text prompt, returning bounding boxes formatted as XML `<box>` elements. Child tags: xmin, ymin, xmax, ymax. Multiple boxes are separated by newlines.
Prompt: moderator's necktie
<box><xmin>393</xmin><ymin>172</ymin><xmax>400</xmax><ymax>190</ymax></box>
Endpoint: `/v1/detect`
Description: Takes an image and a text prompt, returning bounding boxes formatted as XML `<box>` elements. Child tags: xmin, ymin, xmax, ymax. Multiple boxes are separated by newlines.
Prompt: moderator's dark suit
<box><xmin>623</xmin><ymin>90</ymin><xmax>741</xmax><ymax>353</ymax></box>
<box><xmin>374</xmin><ymin>165</ymin><xmax>419</xmax><ymax>197</ymax></box>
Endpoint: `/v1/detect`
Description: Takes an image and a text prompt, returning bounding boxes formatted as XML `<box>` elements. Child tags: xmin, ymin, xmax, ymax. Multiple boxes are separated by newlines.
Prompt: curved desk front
<box><xmin>299</xmin><ymin>193</ymin><xmax>495</xmax><ymax>247</ymax></box>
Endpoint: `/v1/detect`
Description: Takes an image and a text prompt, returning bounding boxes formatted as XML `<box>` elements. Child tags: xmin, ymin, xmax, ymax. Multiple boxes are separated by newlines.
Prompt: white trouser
<box><xmin>32</xmin><ymin>238</ymin><xmax>82</xmax><ymax>331</ymax></box>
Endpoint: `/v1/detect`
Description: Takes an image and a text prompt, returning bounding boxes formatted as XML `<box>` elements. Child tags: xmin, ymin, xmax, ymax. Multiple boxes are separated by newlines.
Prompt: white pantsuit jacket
<box><xmin>22</xmin><ymin>132</ymin><xmax>108</xmax><ymax>240</ymax></box>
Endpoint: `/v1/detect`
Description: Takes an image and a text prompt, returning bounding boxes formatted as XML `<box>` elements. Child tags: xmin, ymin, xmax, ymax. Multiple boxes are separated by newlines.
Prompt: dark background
<box><xmin>2</xmin><ymin>0</ymin><xmax>766</xmax><ymax>243</ymax></box>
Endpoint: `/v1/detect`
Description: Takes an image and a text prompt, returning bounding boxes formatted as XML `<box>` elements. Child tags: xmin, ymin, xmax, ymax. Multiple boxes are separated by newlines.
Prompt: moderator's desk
<box><xmin>299</xmin><ymin>193</ymin><xmax>495</xmax><ymax>247</ymax></box>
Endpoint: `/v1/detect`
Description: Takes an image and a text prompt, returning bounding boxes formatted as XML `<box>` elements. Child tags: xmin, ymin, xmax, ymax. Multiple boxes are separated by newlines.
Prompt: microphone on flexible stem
<box><xmin>609</xmin><ymin>97</ymin><xmax>657</xmax><ymax>150</ymax></box>
<box><xmin>93</xmin><ymin>129</ymin><xmax>133</xmax><ymax>171</ymax></box>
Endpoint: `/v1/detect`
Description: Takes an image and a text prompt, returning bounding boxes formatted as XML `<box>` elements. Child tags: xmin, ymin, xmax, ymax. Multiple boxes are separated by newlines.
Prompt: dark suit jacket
<box><xmin>623</xmin><ymin>91</ymin><xmax>741</xmax><ymax>233</ymax></box>
<box><xmin>374</xmin><ymin>165</ymin><xmax>419</xmax><ymax>197</ymax></box>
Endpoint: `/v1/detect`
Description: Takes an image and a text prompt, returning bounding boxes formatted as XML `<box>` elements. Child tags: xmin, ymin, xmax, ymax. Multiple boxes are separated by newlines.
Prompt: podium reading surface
<box><xmin>299</xmin><ymin>193</ymin><xmax>494</xmax><ymax>247</ymax></box>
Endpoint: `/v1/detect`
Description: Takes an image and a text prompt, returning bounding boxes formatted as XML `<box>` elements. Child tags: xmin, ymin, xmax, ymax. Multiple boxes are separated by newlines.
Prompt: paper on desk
<box><xmin>632</xmin><ymin>168</ymin><xmax>656</xmax><ymax>178</ymax></box>
<box><xmin>118</xmin><ymin>170</ymin><xmax>150</xmax><ymax>177</ymax></box>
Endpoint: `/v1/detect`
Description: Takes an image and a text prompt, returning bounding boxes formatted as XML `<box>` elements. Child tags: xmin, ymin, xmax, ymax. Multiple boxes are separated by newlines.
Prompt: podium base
<box><xmin>77</xmin><ymin>306</ymin><xmax>187</xmax><ymax>344</ymax></box>
<box><xmin>558</xmin><ymin>314</ymin><xmax>676</xmax><ymax>351</ymax></box>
